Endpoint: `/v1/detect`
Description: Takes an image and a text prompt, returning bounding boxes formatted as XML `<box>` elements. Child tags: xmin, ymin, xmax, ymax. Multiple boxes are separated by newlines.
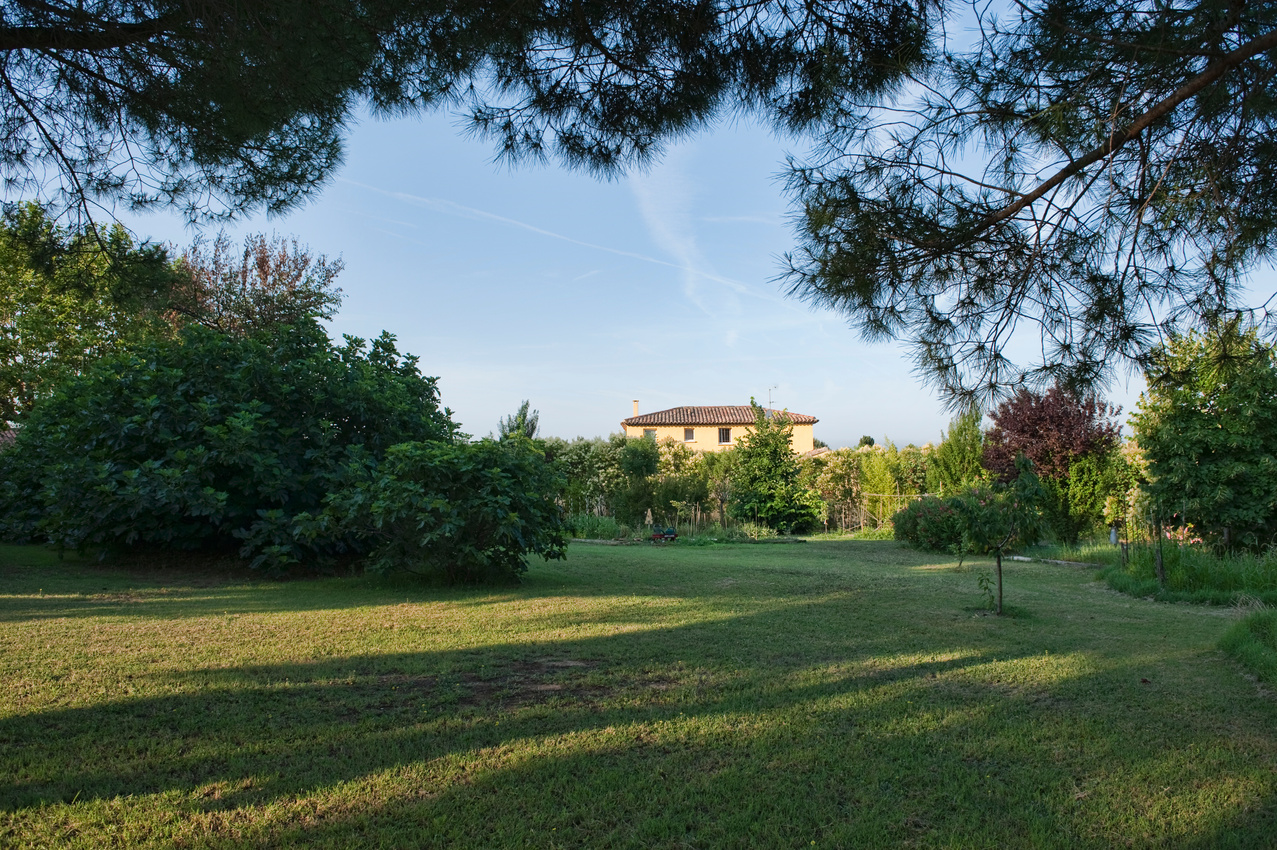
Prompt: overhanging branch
<box><xmin>961</xmin><ymin>27</ymin><xmax>1277</xmax><ymax>243</ymax></box>
<box><xmin>0</xmin><ymin>17</ymin><xmax>177</xmax><ymax>53</ymax></box>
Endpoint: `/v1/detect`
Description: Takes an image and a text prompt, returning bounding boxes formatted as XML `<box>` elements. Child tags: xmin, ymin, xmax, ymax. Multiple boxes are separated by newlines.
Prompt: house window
<box><xmin>718</xmin><ymin>427</ymin><xmax>731</xmax><ymax>444</ymax></box>
<box><xmin>643</xmin><ymin>429</ymin><xmax>657</xmax><ymax>440</ymax></box>
<box><xmin>684</xmin><ymin>428</ymin><xmax>695</xmax><ymax>442</ymax></box>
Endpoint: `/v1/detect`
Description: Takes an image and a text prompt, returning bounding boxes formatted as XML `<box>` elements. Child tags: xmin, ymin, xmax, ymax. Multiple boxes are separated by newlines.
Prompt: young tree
<box><xmin>498</xmin><ymin>400</ymin><xmax>541</xmax><ymax>441</ymax></box>
<box><xmin>729</xmin><ymin>401</ymin><xmax>824</xmax><ymax>532</ymax></box>
<box><xmin>952</xmin><ymin>460</ymin><xmax>1045</xmax><ymax>615</ymax></box>
<box><xmin>894</xmin><ymin>456</ymin><xmax>1044</xmax><ymax>613</ymax></box>
<box><xmin>784</xmin><ymin>0</ymin><xmax>1277</xmax><ymax>402</ymax></box>
<box><xmin>926</xmin><ymin>409</ymin><xmax>987</xmax><ymax>495</ymax></box>
<box><xmin>0</xmin><ymin>203</ymin><xmax>179</xmax><ymax>423</ymax></box>
<box><xmin>611</xmin><ymin>434</ymin><xmax>662</xmax><ymax>525</ymax></box>
<box><xmin>169</xmin><ymin>232</ymin><xmax>344</xmax><ymax>335</ymax></box>
<box><xmin>702</xmin><ymin>447</ymin><xmax>739</xmax><ymax>526</ymax></box>
<box><xmin>1131</xmin><ymin>318</ymin><xmax>1277</xmax><ymax>548</ymax></box>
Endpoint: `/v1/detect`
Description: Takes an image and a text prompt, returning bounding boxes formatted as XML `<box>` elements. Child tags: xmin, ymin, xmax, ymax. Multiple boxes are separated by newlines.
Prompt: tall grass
<box><xmin>566</xmin><ymin>515</ymin><xmax>796</xmax><ymax>544</ymax></box>
<box><xmin>1220</xmin><ymin>609</ymin><xmax>1277</xmax><ymax>684</ymax></box>
<box><xmin>566</xmin><ymin>514</ymin><xmax>625</xmax><ymax>540</ymax></box>
<box><xmin>1101</xmin><ymin>542</ymin><xmax>1277</xmax><ymax>604</ymax></box>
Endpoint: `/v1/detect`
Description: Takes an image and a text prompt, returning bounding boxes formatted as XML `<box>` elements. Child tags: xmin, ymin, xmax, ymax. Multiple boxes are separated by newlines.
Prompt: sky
<box><xmin>116</xmin><ymin>110</ymin><xmax>1152</xmax><ymax>448</ymax></box>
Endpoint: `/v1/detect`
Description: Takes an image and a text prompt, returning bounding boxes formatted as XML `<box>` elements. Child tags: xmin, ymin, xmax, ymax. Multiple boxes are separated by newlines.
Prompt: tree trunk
<box><xmin>995</xmin><ymin>549</ymin><xmax>1003</xmax><ymax>616</ymax></box>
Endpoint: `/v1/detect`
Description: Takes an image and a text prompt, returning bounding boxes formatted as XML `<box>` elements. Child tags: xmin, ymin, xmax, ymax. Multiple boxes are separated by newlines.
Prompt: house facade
<box><xmin>621</xmin><ymin>401</ymin><xmax>817</xmax><ymax>454</ymax></box>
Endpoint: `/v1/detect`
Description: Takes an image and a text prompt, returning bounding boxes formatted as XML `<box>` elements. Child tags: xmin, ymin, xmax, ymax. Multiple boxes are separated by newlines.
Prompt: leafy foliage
<box><xmin>892</xmin><ymin>495</ymin><xmax>966</xmax><ymax>553</ymax></box>
<box><xmin>895</xmin><ymin>459</ymin><xmax>1044</xmax><ymax>613</ymax></box>
<box><xmin>324</xmin><ymin>438</ymin><xmax>566</xmax><ymax>583</ymax></box>
<box><xmin>498</xmin><ymin>400</ymin><xmax>541</xmax><ymax>441</ymax></box>
<box><xmin>983</xmin><ymin>385</ymin><xmax>1121</xmax><ymax>543</ymax></box>
<box><xmin>983</xmin><ymin>387</ymin><xmax>1120</xmax><ymax>481</ymax></box>
<box><xmin>926</xmin><ymin>409</ymin><xmax>987</xmax><ymax>495</ymax></box>
<box><xmin>858</xmin><ymin>441</ymin><xmax>932</xmax><ymax>526</ymax></box>
<box><xmin>1130</xmin><ymin>319</ymin><xmax>1277</xmax><ymax>548</ymax></box>
<box><xmin>169</xmin><ymin>232</ymin><xmax>344</xmax><ymax>335</ymax></box>
<box><xmin>545</xmin><ymin>435</ymin><xmax>626</xmax><ymax>517</ymax></box>
<box><xmin>954</xmin><ymin>462</ymin><xmax>1045</xmax><ymax>614</ymax></box>
<box><xmin>0</xmin><ymin>203</ymin><xmax>179</xmax><ymax>423</ymax></box>
<box><xmin>729</xmin><ymin>402</ymin><xmax>824</xmax><ymax>532</ymax></box>
<box><xmin>0</xmin><ymin>321</ymin><xmax>458</xmax><ymax>567</ymax></box>
<box><xmin>802</xmin><ymin>447</ymin><xmax>862</xmax><ymax>528</ymax></box>
<box><xmin>950</xmin><ymin>467</ymin><xmax>1045</xmax><ymax>558</ymax></box>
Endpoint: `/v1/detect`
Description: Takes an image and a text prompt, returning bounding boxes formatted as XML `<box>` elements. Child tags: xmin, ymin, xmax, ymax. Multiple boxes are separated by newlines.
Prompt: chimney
<box><xmin>632</xmin><ymin>399</ymin><xmax>639</xmax><ymax>417</ymax></box>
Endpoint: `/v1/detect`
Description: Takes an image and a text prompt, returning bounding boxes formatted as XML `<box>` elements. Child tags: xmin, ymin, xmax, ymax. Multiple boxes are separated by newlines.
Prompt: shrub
<box><xmin>893</xmin><ymin>495</ymin><xmax>964</xmax><ymax>552</ymax></box>
<box><xmin>729</xmin><ymin>402</ymin><xmax>826</xmax><ymax>533</ymax></box>
<box><xmin>323</xmin><ymin>438</ymin><xmax>567</xmax><ymax>583</ymax></box>
<box><xmin>0</xmin><ymin>321</ymin><xmax>457</xmax><ymax>566</ymax></box>
<box><xmin>738</xmin><ymin>522</ymin><xmax>779</xmax><ymax>540</ymax></box>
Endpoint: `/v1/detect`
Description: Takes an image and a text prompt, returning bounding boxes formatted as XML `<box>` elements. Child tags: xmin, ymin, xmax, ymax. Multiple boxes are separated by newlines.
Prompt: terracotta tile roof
<box><xmin>622</xmin><ymin>405</ymin><xmax>817</xmax><ymax>427</ymax></box>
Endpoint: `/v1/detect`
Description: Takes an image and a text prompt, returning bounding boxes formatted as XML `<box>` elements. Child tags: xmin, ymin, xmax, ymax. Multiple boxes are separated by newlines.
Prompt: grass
<box><xmin>1020</xmin><ymin>541</ymin><xmax>1124</xmax><ymax>568</ymax></box>
<box><xmin>3</xmin><ymin>539</ymin><xmax>1277</xmax><ymax>847</ymax></box>
<box><xmin>1221</xmin><ymin>609</ymin><xmax>1277</xmax><ymax>686</ymax></box>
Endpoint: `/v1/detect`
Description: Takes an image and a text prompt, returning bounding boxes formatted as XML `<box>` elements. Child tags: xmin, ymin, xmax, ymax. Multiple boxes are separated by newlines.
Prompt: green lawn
<box><xmin>2</xmin><ymin>540</ymin><xmax>1275</xmax><ymax>848</ymax></box>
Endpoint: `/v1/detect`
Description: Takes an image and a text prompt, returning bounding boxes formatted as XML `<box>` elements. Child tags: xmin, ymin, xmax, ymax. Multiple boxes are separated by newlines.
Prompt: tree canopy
<box><xmin>784</xmin><ymin>0</ymin><xmax>1277</xmax><ymax>403</ymax></box>
<box><xmin>13</xmin><ymin>0</ymin><xmax>1277</xmax><ymax>402</ymax></box>
<box><xmin>983</xmin><ymin>384</ymin><xmax>1122</xmax><ymax>542</ymax></box>
<box><xmin>2</xmin><ymin>0</ymin><xmax>930</xmax><ymax>221</ymax></box>
<box><xmin>169</xmin><ymin>232</ymin><xmax>344</xmax><ymax>336</ymax></box>
<box><xmin>1130</xmin><ymin>318</ymin><xmax>1277</xmax><ymax>548</ymax></box>
<box><xmin>0</xmin><ymin>203</ymin><xmax>178</xmax><ymax>422</ymax></box>
<box><xmin>729</xmin><ymin>402</ymin><xmax>823</xmax><ymax>531</ymax></box>
<box><xmin>983</xmin><ymin>386</ymin><xmax>1121</xmax><ymax>482</ymax></box>
<box><xmin>0</xmin><ymin>205</ymin><xmax>347</xmax><ymax>423</ymax></box>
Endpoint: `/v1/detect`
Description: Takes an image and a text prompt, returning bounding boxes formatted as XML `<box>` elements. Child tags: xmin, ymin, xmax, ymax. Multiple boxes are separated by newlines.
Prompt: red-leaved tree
<box><xmin>983</xmin><ymin>387</ymin><xmax>1121</xmax><ymax>482</ymax></box>
<box><xmin>983</xmin><ymin>386</ymin><xmax>1123</xmax><ymax>543</ymax></box>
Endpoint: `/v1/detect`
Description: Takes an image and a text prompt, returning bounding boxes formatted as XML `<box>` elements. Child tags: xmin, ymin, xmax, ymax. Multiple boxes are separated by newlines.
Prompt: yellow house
<box><xmin>621</xmin><ymin>401</ymin><xmax>817</xmax><ymax>454</ymax></box>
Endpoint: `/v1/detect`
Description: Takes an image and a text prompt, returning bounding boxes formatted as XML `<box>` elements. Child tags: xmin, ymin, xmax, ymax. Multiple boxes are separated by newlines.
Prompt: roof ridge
<box><xmin>621</xmin><ymin>404</ymin><xmax>817</xmax><ymax>426</ymax></box>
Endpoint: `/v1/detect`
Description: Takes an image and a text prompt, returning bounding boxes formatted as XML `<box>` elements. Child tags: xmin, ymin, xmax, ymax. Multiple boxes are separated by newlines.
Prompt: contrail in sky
<box><xmin>341</xmin><ymin>178</ymin><xmax>763</xmax><ymax>296</ymax></box>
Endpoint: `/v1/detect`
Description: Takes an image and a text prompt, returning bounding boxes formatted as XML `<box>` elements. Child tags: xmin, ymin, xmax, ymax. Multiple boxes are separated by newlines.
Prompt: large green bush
<box><xmin>0</xmin><ymin>321</ymin><xmax>458</xmax><ymax>565</ymax></box>
<box><xmin>321</xmin><ymin>438</ymin><xmax>567</xmax><ymax>583</ymax></box>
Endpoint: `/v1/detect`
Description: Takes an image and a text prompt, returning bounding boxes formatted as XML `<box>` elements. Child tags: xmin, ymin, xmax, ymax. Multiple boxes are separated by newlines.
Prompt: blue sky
<box><xmin>119</xmin><ymin>110</ymin><xmax>1152</xmax><ymax>447</ymax></box>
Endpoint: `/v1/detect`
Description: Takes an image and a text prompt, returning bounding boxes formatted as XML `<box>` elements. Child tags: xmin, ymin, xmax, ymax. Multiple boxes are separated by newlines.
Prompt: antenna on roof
<box><xmin>767</xmin><ymin>386</ymin><xmax>778</xmax><ymax>408</ymax></box>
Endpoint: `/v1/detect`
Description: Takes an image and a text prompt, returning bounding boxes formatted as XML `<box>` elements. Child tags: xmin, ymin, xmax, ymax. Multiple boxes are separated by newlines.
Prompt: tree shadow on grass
<box><xmin>0</xmin><ymin>540</ymin><xmax>913</xmax><ymax>624</ymax></box>
<box><xmin>4</xmin><ymin>592</ymin><xmax>1277</xmax><ymax>847</ymax></box>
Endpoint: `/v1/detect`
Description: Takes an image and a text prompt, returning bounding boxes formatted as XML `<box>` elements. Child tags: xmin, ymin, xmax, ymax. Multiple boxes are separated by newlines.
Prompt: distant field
<box><xmin>2</xmin><ymin>540</ymin><xmax>1275</xmax><ymax>848</ymax></box>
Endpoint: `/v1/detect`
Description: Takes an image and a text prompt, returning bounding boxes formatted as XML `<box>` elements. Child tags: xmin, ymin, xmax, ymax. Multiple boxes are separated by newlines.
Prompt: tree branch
<box><xmin>0</xmin><ymin>18</ymin><xmax>177</xmax><ymax>53</ymax></box>
<box><xmin>960</xmin><ymin>27</ymin><xmax>1277</xmax><ymax>244</ymax></box>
